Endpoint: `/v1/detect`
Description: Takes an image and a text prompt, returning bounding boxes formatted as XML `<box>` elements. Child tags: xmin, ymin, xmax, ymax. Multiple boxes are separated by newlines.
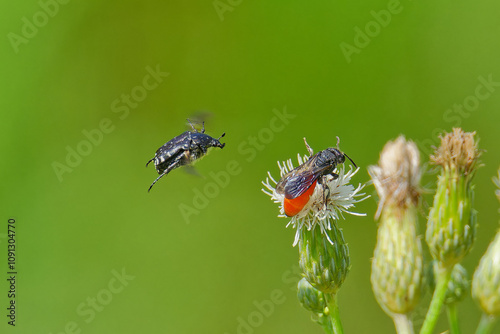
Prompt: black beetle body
<box><xmin>146</xmin><ymin>120</ymin><xmax>225</xmax><ymax>191</ymax></box>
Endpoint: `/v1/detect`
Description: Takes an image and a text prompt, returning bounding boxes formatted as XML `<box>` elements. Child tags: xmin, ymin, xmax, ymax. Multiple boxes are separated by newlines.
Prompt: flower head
<box><xmin>297</xmin><ymin>277</ymin><xmax>327</xmax><ymax>314</ymax></box>
<box><xmin>428</xmin><ymin>262</ymin><xmax>469</xmax><ymax>305</ymax></box>
<box><xmin>369</xmin><ymin>137</ymin><xmax>425</xmax><ymax>318</ymax></box>
<box><xmin>430</xmin><ymin>128</ymin><xmax>481</xmax><ymax>175</ymax></box>
<box><xmin>472</xmin><ymin>230</ymin><xmax>500</xmax><ymax>317</ymax></box>
<box><xmin>368</xmin><ymin>135</ymin><xmax>422</xmax><ymax>218</ymax></box>
<box><xmin>262</xmin><ymin>138</ymin><xmax>368</xmax><ymax>246</ymax></box>
<box><xmin>426</xmin><ymin>128</ymin><xmax>480</xmax><ymax>269</ymax></box>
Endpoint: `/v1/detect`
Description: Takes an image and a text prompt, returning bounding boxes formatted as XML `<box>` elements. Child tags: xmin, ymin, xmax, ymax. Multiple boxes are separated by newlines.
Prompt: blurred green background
<box><xmin>1</xmin><ymin>1</ymin><xmax>500</xmax><ymax>333</ymax></box>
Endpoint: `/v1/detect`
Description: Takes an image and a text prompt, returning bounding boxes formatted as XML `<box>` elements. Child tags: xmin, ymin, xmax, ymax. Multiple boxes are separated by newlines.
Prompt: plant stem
<box><xmin>475</xmin><ymin>313</ymin><xmax>498</xmax><ymax>334</ymax></box>
<box><xmin>446</xmin><ymin>304</ymin><xmax>460</xmax><ymax>334</ymax></box>
<box><xmin>419</xmin><ymin>266</ymin><xmax>452</xmax><ymax>334</ymax></box>
<box><xmin>392</xmin><ymin>313</ymin><xmax>414</xmax><ymax>334</ymax></box>
<box><xmin>317</xmin><ymin>314</ymin><xmax>333</xmax><ymax>334</ymax></box>
<box><xmin>325</xmin><ymin>293</ymin><xmax>344</xmax><ymax>334</ymax></box>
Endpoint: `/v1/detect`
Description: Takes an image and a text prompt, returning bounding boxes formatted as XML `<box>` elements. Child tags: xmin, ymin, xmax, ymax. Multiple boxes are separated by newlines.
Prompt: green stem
<box><xmin>446</xmin><ymin>304</ymin><xmax>460</xmax><ymax>334</ymax></box>
<box><xmin>392</xmin><ymin>313</ymin><xmax>414</xmax><ymax>334</ymax></box>
<box><xmin>419</xmin><ymin>266</ymin><xmax>452</xmax><ymax>334</ymax></box>
<box><xmin>317</xmin><ymin>314</ymin><xmax>333</xmax><ymax>334</ymax></box>
<box><xmin>475</xmin><ymin>313</ymin><xmax>498</xmax><ymax>334</ymax></box>
<box><xmin>325</xmin><ymin>293</ymin><xmax>344</xmax><ymax>334</ymax></box>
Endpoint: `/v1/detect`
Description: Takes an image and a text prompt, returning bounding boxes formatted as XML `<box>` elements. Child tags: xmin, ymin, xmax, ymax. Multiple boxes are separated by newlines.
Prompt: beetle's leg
<box><xmin>148</xmin><ymin>156</ymin><xmax>182</xmax><ymax>192</ymax></box>
<box><xmin>148</xmin><ymin>153</ymin><xmax>186</xmax><ymax>192</ymax></box>
<box><xmin>187</xmin><ymin>119</ymin><xmax>197</xmax><ymax>132</ymax></box>
<box><xmin>146</xmin><ymin>157</ymin><xmax>155</xmax><ymax>167</ymax></box>
<box><xmin>303</xmin><ymin>137</ymin><xmax>314</xmax><ymax>156</ymax></box>
<box><xmin>148</xmin><ymin>167</ymin><xmax>172</xmax><ymax>192</ymax></box>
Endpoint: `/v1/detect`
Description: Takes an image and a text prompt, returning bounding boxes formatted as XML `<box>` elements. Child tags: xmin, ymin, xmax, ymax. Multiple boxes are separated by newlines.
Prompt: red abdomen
<box><xmin>283</xmin><ymin>181</ymin><xmax>317</xmax><ymax>217</ymax></box>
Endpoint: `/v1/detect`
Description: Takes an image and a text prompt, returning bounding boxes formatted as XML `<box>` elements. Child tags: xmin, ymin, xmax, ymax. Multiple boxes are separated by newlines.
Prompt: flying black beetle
<box><xmin>146</xmin><ymin>120</ymin><xmax>225</xmax><ymax>192</ymax></box>
<box><xmin>275</xmin><ymin>137</ymin><xmax>356</xmax><ymax>217</ymax></box>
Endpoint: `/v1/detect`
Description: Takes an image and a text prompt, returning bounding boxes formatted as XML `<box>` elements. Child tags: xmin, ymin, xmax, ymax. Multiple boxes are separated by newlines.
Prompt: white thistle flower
<box><xmin>262</xmin><ymin>150</ymin><xmax>368</xmax><ymax>246</ymax></box>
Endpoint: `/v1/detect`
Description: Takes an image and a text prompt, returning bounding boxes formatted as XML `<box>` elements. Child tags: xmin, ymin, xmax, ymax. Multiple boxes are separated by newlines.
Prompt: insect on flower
<box><xmin>146</xmin><ymin>119</ymin><xmax>225</xmax><ymax>192</ymax></box>
<box><xmin>275</xmin><ymin>137</ymin><xmax>357</xmax><ymax>217</ymax></box>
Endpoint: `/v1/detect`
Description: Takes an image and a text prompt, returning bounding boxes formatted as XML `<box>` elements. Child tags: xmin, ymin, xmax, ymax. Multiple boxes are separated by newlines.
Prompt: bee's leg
<box><xmin>331</xmin><ymin>172</ymin><xmax>339</xmax><ymax>180</ymax></box>
<box><xmin>318</xmin><ymin>176</ymin><xmax>330</xmax><ymax>210</ymax></box>
<box><xmin>303</xmin><ymin>137</ymin><xmax>314</xmax><ymax>156</ymax></box>
<box><xmin>201</xmin><ymin>121</ymin><xmax>205</xmax><ymax>133</ymax></box>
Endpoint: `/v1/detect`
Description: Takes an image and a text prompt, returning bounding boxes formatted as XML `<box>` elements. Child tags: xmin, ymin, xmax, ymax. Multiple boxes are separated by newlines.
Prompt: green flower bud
<box><xmin>472</xmin><ymin>229</ymin><xmax>500</xmax><ymax>316</ymax></box>
<box><xmin>369</xmin><ymin>136</ymin><xmax>425</xmax><ymax>316</ymax></box>
<box><xmin>298</xmin><ymin>222</ymin><xmax>350</xmax><ymax>294</ymax></box>
<box><xmin>426</xmin><ymin>128</ymin><xmax>480</xmax><ymax>269</ymax></box>
<box><xmin>297</xmin><ymin>277</ymin><xmax>327</xmax><ymax>314</ymax></box>
<box><xmin>371</xmin><ymin>204</ymin><xmax>425</xmax><ymax>314</ymax></box>
<box><xmin>428</xmin><ymin>261</ymin><xmax>469</xmax><ymax>305</ymax></box>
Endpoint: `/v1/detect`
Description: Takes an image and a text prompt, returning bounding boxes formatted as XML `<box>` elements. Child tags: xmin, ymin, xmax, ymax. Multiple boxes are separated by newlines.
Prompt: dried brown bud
<box><xmin>430</xmin><ymin>128</ymin><xmax>480</xmax><ymax>175</ymax></box>
<box><xmin>368</xmin><ymin>136</ymin><xmax>422</xmax><ymax>218</ymax></box>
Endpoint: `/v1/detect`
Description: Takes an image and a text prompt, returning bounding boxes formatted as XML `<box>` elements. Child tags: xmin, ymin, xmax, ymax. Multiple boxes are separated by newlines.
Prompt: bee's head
<box><xmin>325</xmin><ymin>147</ymin><xmax>346</xmax><ymax>164</ymax></box>
<box><xmin>332</xmin><ymin>136</ymin><xmax>356</xmax><ymax>168</ymax></box>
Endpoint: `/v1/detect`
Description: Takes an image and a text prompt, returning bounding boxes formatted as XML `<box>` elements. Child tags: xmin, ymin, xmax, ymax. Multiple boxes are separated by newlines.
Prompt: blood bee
<box><xmin>275</xmin><ymin>138</ymin><xmax>356</xmax><ymax>217</ymax></box>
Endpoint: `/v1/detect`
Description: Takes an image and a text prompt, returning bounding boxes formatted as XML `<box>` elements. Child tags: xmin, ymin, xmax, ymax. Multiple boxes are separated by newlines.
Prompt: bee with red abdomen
<box><xmin>275</xmin><ymin>138</ymin><xmax>356</xmax><ymax>217</ymax></box>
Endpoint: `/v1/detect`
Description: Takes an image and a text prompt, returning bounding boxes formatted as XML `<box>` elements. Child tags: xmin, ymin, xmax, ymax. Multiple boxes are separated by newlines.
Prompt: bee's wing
<box><xmin>283</xmin><ymin>164</ymin><xmax>330</xmax><ymax>199</ymax></box>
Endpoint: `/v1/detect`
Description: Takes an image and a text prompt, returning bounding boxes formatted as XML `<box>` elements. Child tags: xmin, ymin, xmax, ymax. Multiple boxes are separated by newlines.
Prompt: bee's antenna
<box><xmin>218</xmin><ymin>132</ymin><xmax>225</xmax><ymax>140</ymax></box>
<box><xmin>344</xmin><ymin>153</ymin><xmax>357</xmax><ymax>169</ymax></box>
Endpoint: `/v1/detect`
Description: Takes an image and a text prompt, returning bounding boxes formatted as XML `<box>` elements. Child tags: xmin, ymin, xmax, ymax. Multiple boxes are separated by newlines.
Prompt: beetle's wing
<box><xmin>183</xmin><ymin>165</ymin><xmax>202</xmax><ymax>177</ymax></box>
<box><xmin>156</xmin><ymin>132</ymin><xmax>191</xmax><ymax>158</ymax></box>
<box><xmin>153</xmin><ymin>133</ymin><xmax>192</xmax><ymax>174</ymax></box>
